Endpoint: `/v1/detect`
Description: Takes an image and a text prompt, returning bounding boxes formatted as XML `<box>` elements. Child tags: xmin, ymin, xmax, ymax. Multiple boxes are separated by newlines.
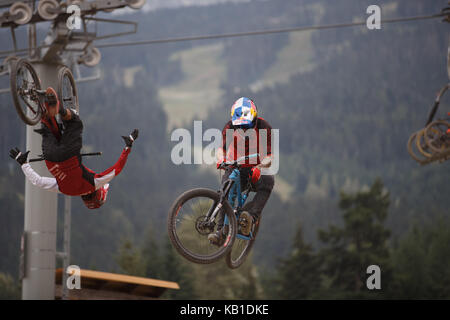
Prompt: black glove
<box><xmin>122</xmin><ymin>129</ymin><xmax>139</xmax><ymax>148</ymax></box>
<box><xmin>9</xmin><ymin>148</ymin><xmax>30</xmax><ymax>165</ymax></box>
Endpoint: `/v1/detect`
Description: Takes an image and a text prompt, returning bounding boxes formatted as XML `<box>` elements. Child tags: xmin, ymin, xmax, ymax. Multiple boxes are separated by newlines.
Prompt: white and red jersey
<box><xmin>22</xmin><ymin>147</ymin><xmax>131</xmax><ymax>196</ymax></box>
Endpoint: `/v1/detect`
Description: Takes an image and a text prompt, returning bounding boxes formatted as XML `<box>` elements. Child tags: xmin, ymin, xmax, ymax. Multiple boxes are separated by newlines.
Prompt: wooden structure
<box><xmin>55</xmin><ymin>268</ymin><xmax>179</xmax><ymax>300</ymax></box>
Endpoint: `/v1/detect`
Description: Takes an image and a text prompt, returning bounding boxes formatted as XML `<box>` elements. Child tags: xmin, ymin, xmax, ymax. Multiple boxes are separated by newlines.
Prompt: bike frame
<box><xmin>221</xmin><ymin>153</ymin><xmax>259</xmax><ymax>241</ymax></box>
<box><xmin>202</xmin><ymin>154</ymin><xmax>258</xmax><ymax>241</ymax></box>
<box><xmin>223</xmin><ymin>168</ymin><xmax>253</xmax><ymax>241</ymax></box>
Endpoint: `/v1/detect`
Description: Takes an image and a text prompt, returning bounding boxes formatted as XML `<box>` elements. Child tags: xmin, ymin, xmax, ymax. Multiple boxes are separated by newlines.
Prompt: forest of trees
<box><xmin>88</xmin><ymin>179</ymin><xmax>450</xmax><ymax>299</ymax></box>
<box><xmin>1</xmin><ymin>0</ymin><xmax>450</xmax><ymax>299</ymax></box>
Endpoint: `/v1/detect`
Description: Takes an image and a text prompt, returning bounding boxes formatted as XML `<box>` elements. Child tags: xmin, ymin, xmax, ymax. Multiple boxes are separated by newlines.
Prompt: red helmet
<box><xmin>250</xmin><ymin>167</ymin><xmax>261</xmax><ymax>184</ymax></box>
<box><xmin>81</xmin><ymin>184</ymin><xmax>109</xmax><ymax>209</ymax></box>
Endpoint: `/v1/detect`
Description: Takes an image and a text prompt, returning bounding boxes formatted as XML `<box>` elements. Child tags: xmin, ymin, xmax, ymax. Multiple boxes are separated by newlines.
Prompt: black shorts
<box><xmin>42</xmin><ymin>112</ymin><xmax>83</xmax><ymax>162</ymax></box>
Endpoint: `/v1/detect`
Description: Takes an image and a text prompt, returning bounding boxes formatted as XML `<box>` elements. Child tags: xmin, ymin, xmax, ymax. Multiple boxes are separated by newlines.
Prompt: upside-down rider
<box><xmin>208</xmin><ymin>97</ymin><xmax>275</xmax><ymax>245</ymax></box>
<box><xmin>9</xmin><ymin>87</ymin><xmax>138</xmax><ymax>209</ymax></box>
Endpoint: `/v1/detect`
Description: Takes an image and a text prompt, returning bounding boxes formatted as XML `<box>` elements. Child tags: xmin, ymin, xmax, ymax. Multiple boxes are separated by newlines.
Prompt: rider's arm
<box><xmin>93</xmin><ymin>129</ymin><xmax>138</xmax><ymax>189</ymax></box>
<box><xmin>257</xmin><ymin>118</ymin><xmax>273</xmax><ymax>168</ymax></box>
<box><xmin>94</xmin><ymin>129</ymin><xmax>139</xmax><ymax>190</ymax></box>
<box><xmin>93</xmin><ymin>146</ymin><xmax>131</xmax><ymax>189</ymax></box>
<box><xmin>21</xmin><ymin>163</ymin><xmax>60</xmax><ymax>192</ymax></box>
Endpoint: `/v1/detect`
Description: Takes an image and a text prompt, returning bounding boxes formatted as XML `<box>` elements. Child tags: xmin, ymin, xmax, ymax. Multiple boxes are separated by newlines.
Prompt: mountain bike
<box><xmin>220</xmin><ymin>154</ymin><xmax>262</xmax><ymax>269</ymax></box>
<box><xmin>9</xmin><ymin>58</ymin><xmax>102</xmax><ymax>162</ymax></box>
<box><xmin>422</xmin><ymin>84</ymin><xmax>450</xmax><ymax>159</ymax></box>
<box><xmin>407</xmin><ymin>83</ymin><xmax>450</xmax><ymax>164</ymax></box>
<box><xmin>167</xmin><ymin>154</ymin><xmax>261</xmax><ymax>266</ymax></box>
<box><xmin>9</xmin><ymin>58</ymin><xmax>79</xmax><ymax>135</ymax></box>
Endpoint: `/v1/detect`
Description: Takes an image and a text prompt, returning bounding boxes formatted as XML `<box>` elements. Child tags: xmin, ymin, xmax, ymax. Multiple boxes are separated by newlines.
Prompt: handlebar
<box><xmin>218</xmin><ymin>153</ymin><xmax>259</xmax><ymax>169</ymax></box>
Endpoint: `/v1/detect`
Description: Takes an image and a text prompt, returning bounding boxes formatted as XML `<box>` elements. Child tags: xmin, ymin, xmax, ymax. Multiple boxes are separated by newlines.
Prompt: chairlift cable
<box><xmin>95</xmin><ymin>12</ymin><xmax>447</xmax><ymax>49</ymax></box>
<box><xmin>0</xmin><ymin>12</ymin><xmax>446</xmax><ymax>58</ymax></box>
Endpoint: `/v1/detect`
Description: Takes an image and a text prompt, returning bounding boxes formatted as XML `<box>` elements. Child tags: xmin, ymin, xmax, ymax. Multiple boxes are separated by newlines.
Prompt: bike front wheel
<box><xmin>168</xmin><ymin>188</ymin><xmax>237</xmax><ymax>264</ymax></box>
<box><xmin>10</xmin><ymin>59</ymin><xmax>42</xmax><ymax>125</ymax></box>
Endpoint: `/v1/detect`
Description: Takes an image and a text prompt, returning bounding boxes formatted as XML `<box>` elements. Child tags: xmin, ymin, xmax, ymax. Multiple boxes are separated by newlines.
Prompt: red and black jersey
<box><xmin>221</xmin><ymin>117</ymin><xmax>272</xmax><ymax>166</ymax></box>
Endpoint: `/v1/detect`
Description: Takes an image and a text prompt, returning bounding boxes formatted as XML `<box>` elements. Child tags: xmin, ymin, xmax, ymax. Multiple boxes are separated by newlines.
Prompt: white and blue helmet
<box><xmin>230</xmin><ymin>97</ymin><xmax>258</xmax><ymax>128</ymax></box>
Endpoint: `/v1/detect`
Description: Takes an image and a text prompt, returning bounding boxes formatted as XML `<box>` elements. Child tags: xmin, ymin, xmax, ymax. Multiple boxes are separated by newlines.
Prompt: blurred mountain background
<box><xmin>1</xmin><ymin>0</ymin><xmax>449</xmax><ymax>299</ymax></box>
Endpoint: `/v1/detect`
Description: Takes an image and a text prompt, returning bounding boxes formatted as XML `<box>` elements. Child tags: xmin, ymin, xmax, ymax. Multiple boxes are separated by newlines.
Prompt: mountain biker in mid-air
<box><xmin>208</xmin><ymin>97</ymin><xmax>275</xmax><ymax>245</ymax></box>
<box><xmin>9</xmin><ymin>87</ymin><xmax>138</xmax><ymax>209</ymax></box>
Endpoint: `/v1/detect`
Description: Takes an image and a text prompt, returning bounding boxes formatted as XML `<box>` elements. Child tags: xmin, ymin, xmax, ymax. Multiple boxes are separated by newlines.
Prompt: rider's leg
<box><xmin>248</xmin><ymin>174</ymin><xmax>275</xmax><ymax>220</ymax></box>
<box><xmin>42</xmin><ymin>87</ymin><xmax>59</xmax><ymax>119</ymax></box>
<box><xmin>41</xmin><ymin>109</ymin><xmax>82</xmax><ymax>162</ymax></box>
<box><xmin>41</xmin><ymin>126</ymin><xmax>59</xmax><ymax>161</ymax></box>
<box><xmin>45</xmin><ymin>105</ymin><xmax>58</xmax><ymax>118</ymax></box>
<box><xmin>59</xmin><ymin>109</ymin><xmax>83</xmax><ymax>160</ymax></box>
<box><xmin>238</xmin><ymin>174</ymin><xmax>274</xmax><ymax>236</ymax></box>
<box><xmin>59</xmin><ymin>106</ymin><xmax>73</xmax><ymax>121</ymax></box>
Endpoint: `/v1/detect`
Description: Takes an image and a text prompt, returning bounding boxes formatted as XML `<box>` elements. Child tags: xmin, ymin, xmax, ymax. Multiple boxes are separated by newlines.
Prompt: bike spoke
<box><xmin>174</xmin><ymin>197</ymin><xmax>222</xmax><ymax>257</ymax></box>
<box><xmin>16</xmin><ymin>67</ymin><xmax>39</xmax><ymax>117</ymax></box>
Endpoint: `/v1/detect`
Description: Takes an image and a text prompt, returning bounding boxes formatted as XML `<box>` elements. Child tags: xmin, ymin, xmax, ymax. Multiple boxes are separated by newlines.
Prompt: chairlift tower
<box><xmin>0</xmin><ymin>0</ymin><xmax>146</xmax><ymax>300</ymax></box>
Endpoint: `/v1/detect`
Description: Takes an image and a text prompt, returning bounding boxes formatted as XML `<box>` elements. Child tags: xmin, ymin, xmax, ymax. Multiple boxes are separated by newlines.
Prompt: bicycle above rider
<box><xmin>208</xmin><ymin>97</ymin><xmax>275</xmax><ymax>245</ymax></box>
<box><xmin>9</xmin><ymin>87</ymin><xmax>138</xmax><ymax>209</ymax></box>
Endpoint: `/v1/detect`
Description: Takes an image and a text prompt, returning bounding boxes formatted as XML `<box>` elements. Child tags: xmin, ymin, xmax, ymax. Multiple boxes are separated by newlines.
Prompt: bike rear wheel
<box><xmin>225</xmin><ymin>203</ymin><xmax>260</xmax><ymax>269</ymax></box>
<box><xmin>10</xmin><ymin>59</ymin><xmax>42</xmax><ymax>125</ymax></box>
<box><xmin>168</xmin><ymin>188</ymin><xmax>237</xmax><ymax>264</ymax></box>
<box><xmin>57</xmin><ymin>66</ymin><xmax>79</xmax><ymax>113</ymax></box>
